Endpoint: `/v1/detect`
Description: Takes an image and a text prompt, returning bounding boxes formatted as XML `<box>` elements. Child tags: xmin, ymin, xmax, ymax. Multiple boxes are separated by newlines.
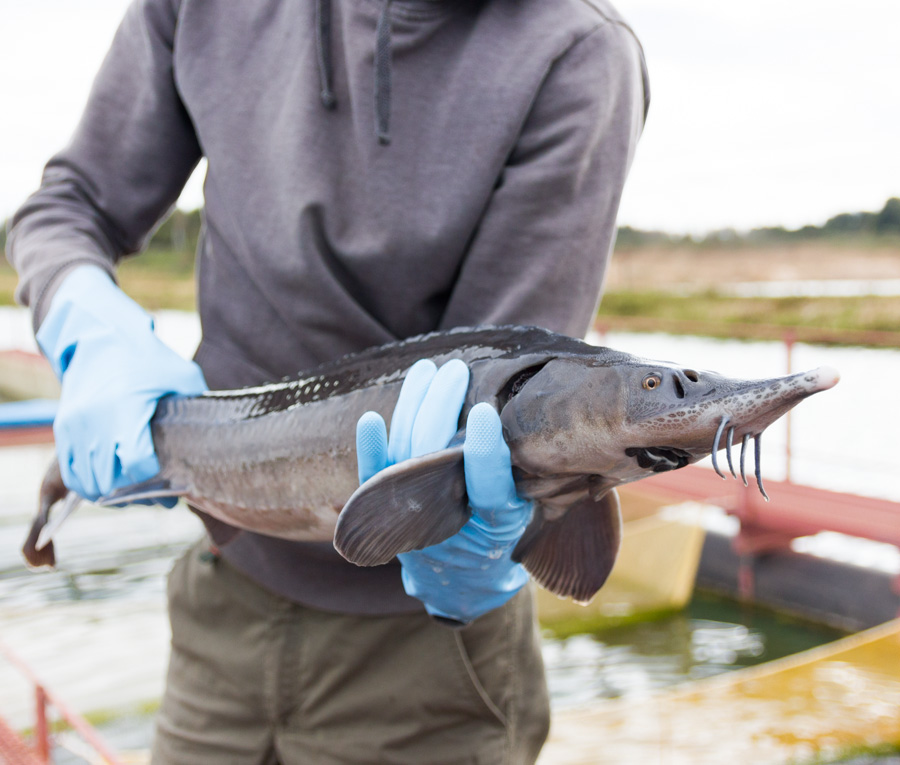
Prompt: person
<box><xmin>7</xmin><ymin>0</ymin><xmax>649</xmax><ymax>762</ymax></box>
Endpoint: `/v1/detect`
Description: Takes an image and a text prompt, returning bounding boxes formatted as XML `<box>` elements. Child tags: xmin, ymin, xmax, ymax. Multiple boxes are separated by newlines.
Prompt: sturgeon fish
<box><xmin>23</xmin><ymin>326</ymin><xmax>839</xmax><ymax>603</ymax></box>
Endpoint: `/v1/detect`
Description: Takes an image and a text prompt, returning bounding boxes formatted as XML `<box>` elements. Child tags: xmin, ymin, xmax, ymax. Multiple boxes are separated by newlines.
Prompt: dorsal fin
<box><xmin>513</xmin><ymin>489</ymin><xmax>622</xmax><ymax>603</ymax></box>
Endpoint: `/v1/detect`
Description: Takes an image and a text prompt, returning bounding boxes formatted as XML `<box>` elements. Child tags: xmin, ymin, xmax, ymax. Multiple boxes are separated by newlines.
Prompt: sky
<box><xmin>1</xmin><ymin>0</ymin><xmax>898</xmax><ymax>235</ymax></box>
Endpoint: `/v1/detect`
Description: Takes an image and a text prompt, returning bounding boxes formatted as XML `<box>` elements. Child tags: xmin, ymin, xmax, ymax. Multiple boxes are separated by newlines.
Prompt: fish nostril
<box><xmin>684</xmin><ymin>369</ymin><xmax>700</xmax><ymax>383</ymax></box>
<box><xmin>673</xmin><ymin>375</ymin><xmax>685</xmax><ymax>399</ymax></box>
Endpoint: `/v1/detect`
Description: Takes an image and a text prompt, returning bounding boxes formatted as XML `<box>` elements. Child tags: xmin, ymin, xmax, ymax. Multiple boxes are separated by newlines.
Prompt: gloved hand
<box><xmin>357</xmin><ymin>359</ymin><xmax>533</xmax><ymax>624</ymax></box>
<box><xmin>36</xmin><ymin>265</ymin><xmax>207</xmax><ymax>501</ymax></box>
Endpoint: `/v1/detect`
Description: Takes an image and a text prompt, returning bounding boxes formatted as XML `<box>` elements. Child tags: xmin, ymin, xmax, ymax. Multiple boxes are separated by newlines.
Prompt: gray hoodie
<box><xmin>8</xmin><ymin>0</ymin><xmax>648</xmax><ymax>613</ymax></box>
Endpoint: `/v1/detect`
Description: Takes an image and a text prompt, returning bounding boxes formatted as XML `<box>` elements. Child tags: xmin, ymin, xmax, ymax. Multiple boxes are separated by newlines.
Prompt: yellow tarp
<box><xmin>540</xmin><ymin>618</ymin><xmax>900</xmax><ymax>764</ymax></box>
<box><xmin>537</xmin><ymin>508</ymin><xmax>706</xmax><ymax>630</ymax></box>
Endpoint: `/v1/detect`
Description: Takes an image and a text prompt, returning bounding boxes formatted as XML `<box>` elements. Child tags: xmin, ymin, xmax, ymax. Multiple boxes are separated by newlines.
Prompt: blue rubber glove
<box><xmin>357</xmin><ymin>359</ymin><xmax>533</xmax><ymax>624</ymax></box>
<box><xmin>36</xmin><ymin>265</ymin><xmax>208</xmax><ymax>501</ymax></box>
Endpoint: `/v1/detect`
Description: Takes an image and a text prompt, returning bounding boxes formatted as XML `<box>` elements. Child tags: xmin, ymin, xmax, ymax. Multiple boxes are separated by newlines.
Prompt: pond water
<box><xmin>0</xmin><ymin>308</ymin><xmax>896</xmax><ymax>759</ymax></box>
<box><xmin>720</xmin><ymin>278</ymin><xmax>900</xmax><ymax>298</ymax></box>
<box><xmin>542</xmin><ymin>591</ymin><xmax>844</xmax><ymax>710</ymax></box>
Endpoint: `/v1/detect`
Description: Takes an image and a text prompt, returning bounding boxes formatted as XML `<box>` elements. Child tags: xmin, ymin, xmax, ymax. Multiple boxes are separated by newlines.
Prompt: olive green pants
<box><xmin>151</xmin><ymin>540</ymin><xmax>550</xmax><ymax>765</ymax></box>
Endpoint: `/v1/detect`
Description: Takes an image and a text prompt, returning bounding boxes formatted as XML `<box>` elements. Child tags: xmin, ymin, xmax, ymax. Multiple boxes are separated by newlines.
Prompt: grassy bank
<box><xmin>2</xmin><ymin>245</ymin><xmax>899</xmax><ymax>343</ymax></box>
<box><xmin>598</xmin><ymin>290</ymin><xmax>900</xmax><ymax>340</ymax></box>
<box><xmin>0</xmin><ymin>248</ymin><xmax>198</xmax><ymax>312</ymax></box>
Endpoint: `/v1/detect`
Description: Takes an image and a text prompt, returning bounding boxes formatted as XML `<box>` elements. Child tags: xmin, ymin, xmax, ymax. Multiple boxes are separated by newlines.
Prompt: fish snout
<box><xmin>809</xmin><ymin>366</ymin><xmax>841</xmax><ymax>392</ymax></box>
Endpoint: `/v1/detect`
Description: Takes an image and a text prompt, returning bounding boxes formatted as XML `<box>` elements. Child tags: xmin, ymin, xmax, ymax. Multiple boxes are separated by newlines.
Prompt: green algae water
<box><xmin>542</xmin><ymin>590</ymin><xmax>846</xmax><ymax>709</ymax></box>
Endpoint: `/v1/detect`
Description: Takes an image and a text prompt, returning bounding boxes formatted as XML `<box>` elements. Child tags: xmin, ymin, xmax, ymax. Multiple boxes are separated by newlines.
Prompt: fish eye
<box><xmin>642</xmin><ymin>374</ymin><xmax>662</xmax><ymax>391</ymax></box>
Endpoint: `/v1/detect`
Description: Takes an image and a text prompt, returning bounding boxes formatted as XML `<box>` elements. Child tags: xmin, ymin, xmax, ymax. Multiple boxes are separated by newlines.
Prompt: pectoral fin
<box><xmin>334</xmin><ymin>446</ymin><xmax>470</xmax><ymax>567</ymax></box>
<box><xmin>513</xmin><ymin>489</ymin><xmax>622</xmax><ymax>604</ymax></box>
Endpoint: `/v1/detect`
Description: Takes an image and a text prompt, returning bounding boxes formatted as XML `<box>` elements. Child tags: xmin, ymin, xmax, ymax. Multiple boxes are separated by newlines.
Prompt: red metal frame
<box><xmin>0</xmin><ymin>425</ymin><xmax>54</xmax><ymax>447</ymax></box>
<box><xmin>0</xmin><ymin>641</ymin><xmax>124</xmax><ymax>765</ymax></box>
<box><xmin>638</xmin><ymin>466</ymin><xmax>900</xmax><ymax>548</ymax></box>
<box><xmin>0</xmin><ymin>713</ymin><xmax>44</xmax><ymax>765</ymax></box>
<box><xmin>630</xmin><ymin>464</ymin><xmax>900</xmax><ymax>600</ymax></box>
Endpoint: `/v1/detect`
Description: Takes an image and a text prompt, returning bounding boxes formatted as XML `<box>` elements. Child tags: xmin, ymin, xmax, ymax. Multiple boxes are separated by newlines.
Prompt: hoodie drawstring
<box><xmin>315</xmin><ymin>0</ymin><xmax>336</xmax><ymax>109</ymax></box>
<box><xmin>374</xmin><ymin>0</ymin><xmax>393</xmax><ymax>144</ymax></box>
<box><xmin>314</xmin><ymin>0</ymin><xmax>394</xmax><ymax>145</ymax></box>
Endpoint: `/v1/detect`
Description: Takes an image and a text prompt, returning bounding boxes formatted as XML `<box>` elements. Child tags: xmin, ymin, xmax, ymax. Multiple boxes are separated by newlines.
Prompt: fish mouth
<box><xmin>633</xmin><ymin>366</ymin><xmax>840</xmax><ymax>500</ymax></box>
<box><xmin>624</xmin><ymin>446</ymin><xmax>692</xmax><ymax>473</ymax></box>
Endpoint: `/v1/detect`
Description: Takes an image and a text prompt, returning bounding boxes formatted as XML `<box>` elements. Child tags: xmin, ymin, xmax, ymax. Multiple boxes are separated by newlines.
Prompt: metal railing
<box><xmin>0</xmin><ymin>640</ymin><xmax>124</xmax><ymax>765</ymax></box>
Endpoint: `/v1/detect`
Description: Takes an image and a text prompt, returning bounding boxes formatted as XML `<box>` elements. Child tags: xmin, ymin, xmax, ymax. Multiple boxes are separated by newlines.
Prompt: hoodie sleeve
<box><xmin>439</xmin><ymin>19</ymin><xmax>649</xmax><ymax>339</ymax></box>
<box><xmin>6</xmin><ymin>0</ymin><xmax>201</xmax><ymax>329</ymax></box>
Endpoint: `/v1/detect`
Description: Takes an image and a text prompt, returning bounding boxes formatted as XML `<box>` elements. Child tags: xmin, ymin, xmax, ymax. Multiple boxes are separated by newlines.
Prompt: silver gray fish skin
<box><xmin>147</xmin><ymin>325</ymin><xmax>584</xmax><ymax>540</ymax></box>
<box><xmin>25</xmin><ymin>326</ymin><xmax>839</xmax><ymax>601</ymax></box>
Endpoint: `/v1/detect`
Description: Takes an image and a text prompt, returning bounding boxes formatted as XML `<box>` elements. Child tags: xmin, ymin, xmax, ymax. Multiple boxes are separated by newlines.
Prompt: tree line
<box><xmin>617</xmin><ymin>197</ymin><xmax>900</xmax><ymax>249</ymax></box>
<box><xmin>3</xmin><ymin>198</ymin><xmax>900</xmax><ymax>258</ymax></box>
